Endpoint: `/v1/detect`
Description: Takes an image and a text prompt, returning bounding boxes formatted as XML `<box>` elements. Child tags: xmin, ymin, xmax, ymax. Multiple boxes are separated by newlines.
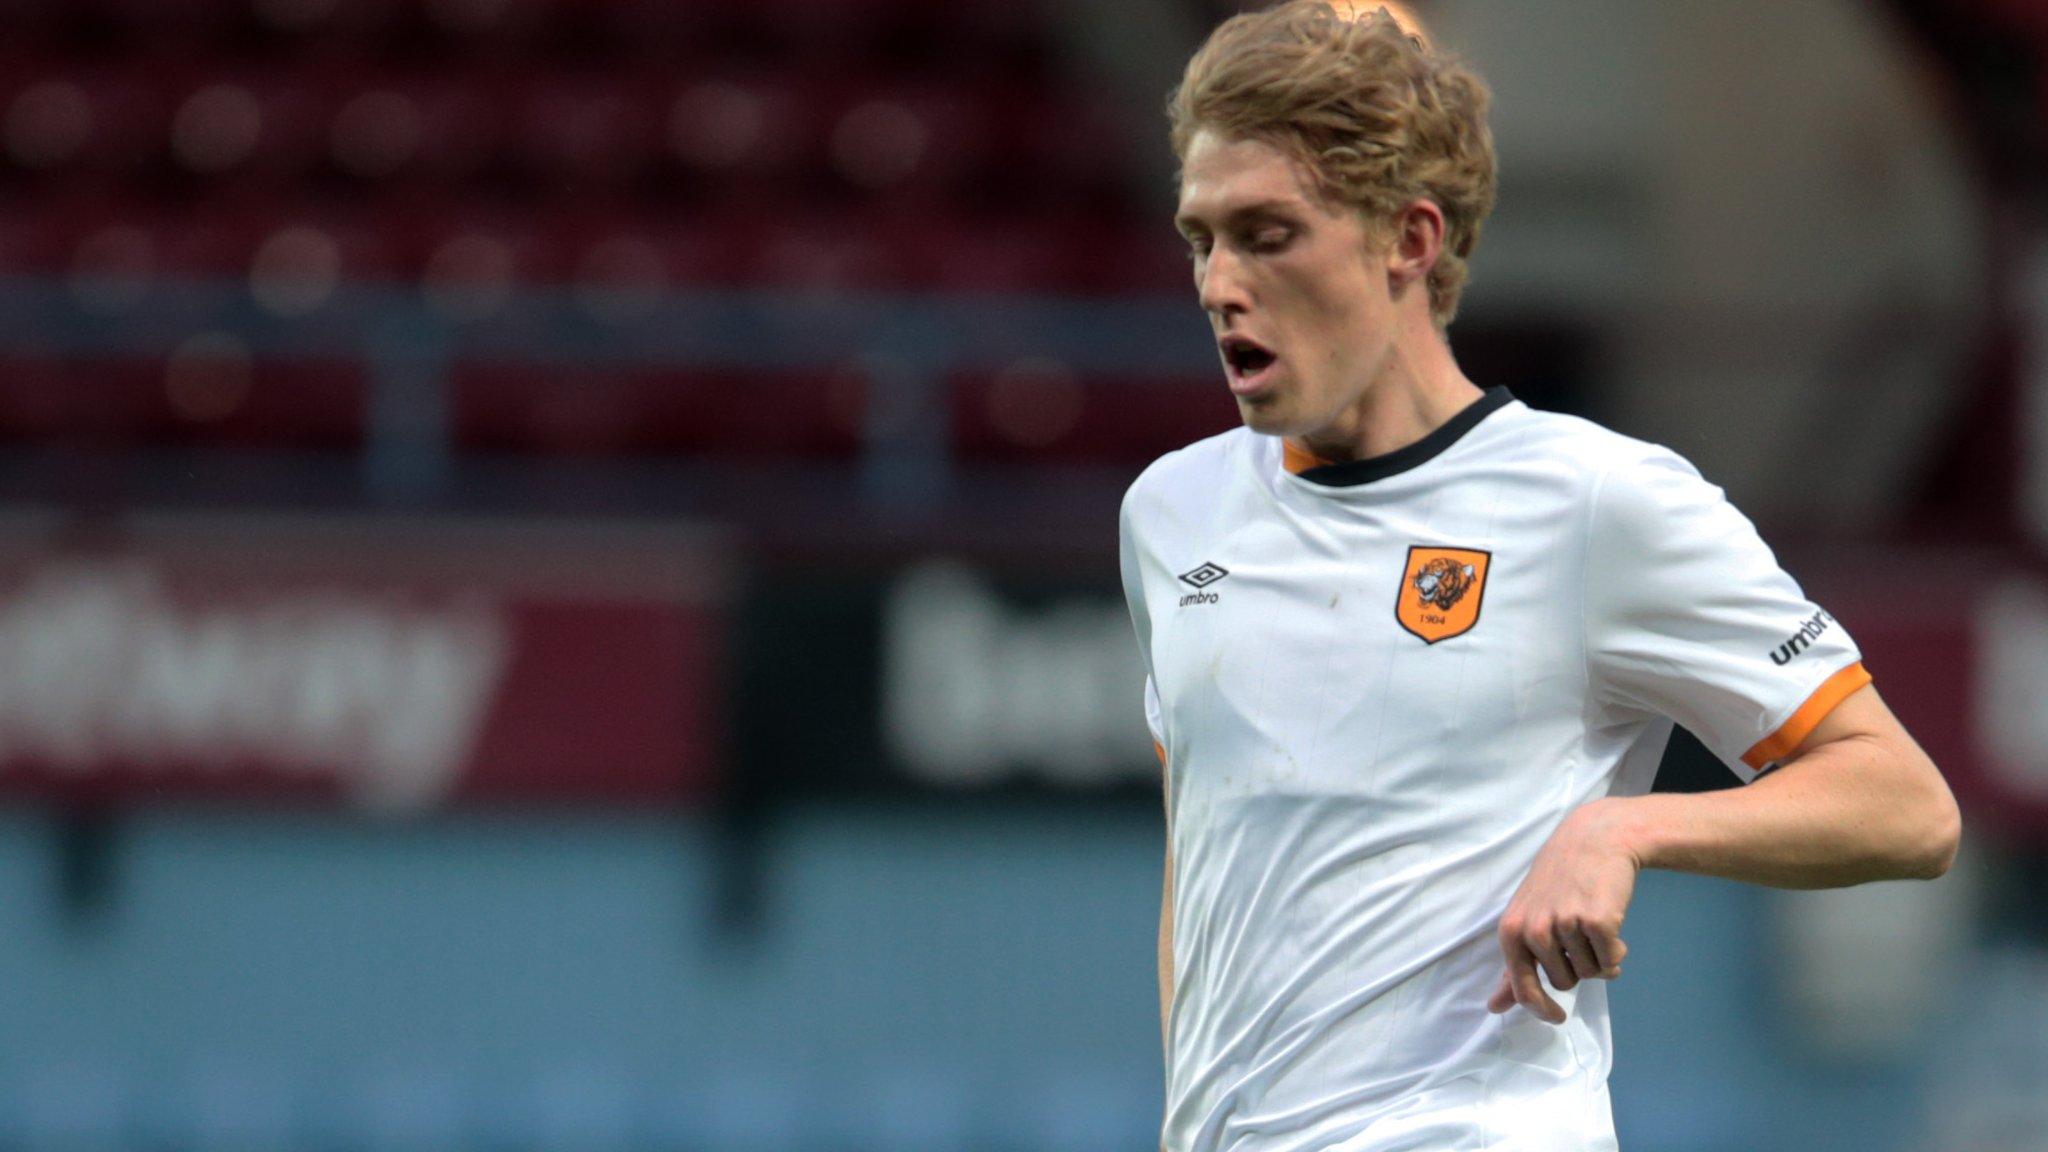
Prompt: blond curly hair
<box><xmin>1168</xmin><ymin>2</ymin><xmax>1498</xmax><ymax>326</ymax></box>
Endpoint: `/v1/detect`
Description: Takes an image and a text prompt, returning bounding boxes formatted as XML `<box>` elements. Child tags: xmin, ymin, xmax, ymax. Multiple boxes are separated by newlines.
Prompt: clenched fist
<box><xmin>1487</xmin><ymin>798</ymin><xmax>1642</xmax><ymax>1025</ymax></box>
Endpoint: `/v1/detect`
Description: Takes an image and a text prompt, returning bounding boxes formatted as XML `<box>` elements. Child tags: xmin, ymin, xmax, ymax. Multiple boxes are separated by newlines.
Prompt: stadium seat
<box><xmin>892</xmin><ymin>214</ymin><xmax>1089</xmax><ymax>294</ymax></box>
<box><xmin>1</xmin><ymin>70</ymin><xmax>95</xmax><ymax>173</ymax></box>
<box><xmin>1</xmin><ymin>63</ymin><xmax>171</xmax><ymax>176</ymax></box>
<box><xmin>662</xmin><ymin>71</ymin><xmax>819</xmax><ymax>188</ymax></box>
<box><xmin>449</xmin><ymin>361</ymin><xmax>867</xmax><ymax>458</ymax></box>
<box><xmin>0</xmin><ymin>351</ymin><xmax>367</xmax><ymax>450</ymax></box>
<box><xmin>746</xmin><ymin>211</ymin><xmax>916</xmax><ymax>293</ymax></box>
<box><xmin>156</xmin><ymin>352</ymin><xmax>368</xmax><ymax>449</ymax></box>
<box><xmin>582</xmin><ymin>0</ymin><xmax>724</xmax><ymax>56</ymax></box>
<box><xmin>1966</xmin><ymin>0</ymin><xmax>2048</xmax><ymax>37</ymax></box>
<box><xmin>1009</xmin><ymin>91</ymin><xmax>1144</xmax><ymax>198</ymax></box>
<box><xmin>0</xmin><ymin>0</ymin><xmax>62</xmax><ymax>35</ymax></box>
<box><xmin>407</xmin><ymin>209</ymin><xmax>576</xmax><ymax>315</ymax></box>
<box><xmin>418</xmin><ymin>0</ymin><xmax>558</xmax><ymax>44</ymax></box>
<box><xmin>560</xmin><ymin>215</ymin><xmax>753</xmax><ymax>307</ymax></box>
<box><xmin>733</xmin><ymin>0</ymin><xmax>937</xmax><ymax>46</ymax></box>
<box><xmin>510</xmin><ymin>71</ymin><xmax>661</xmax><ymax>189</ymax></box>
<box><xmin>41</xmin><ymin>207</ymin><xmax>232</xmax><ymax>294</ymax></box>
<box><xmin>0</xmin><ymin>351</ymin><xmax>73</xmax><ymax>441</ymax></box>
<box><xmin>325</xmin><ymin>68</ymin><xmax>514</xmax><ymax>185</ymax></box>
<box><xmin>248</xmin><ymin>0</ymin><xmax>409</xmax><ymax>41</ymax></box>
<box><xmin>165</xmin><ymin>66</ymin><xmax>340</xmax><ymax>180</ymax></box>
<box><xmin>38</xmin><ymin>200</ymin><xmax>165</xmax><ymax>307</ymax></box>
<box><xmin>0</xmin><ymin>0</ymin><xmax>1198</xmax><ymax>470</ymax></box>
<box><xmin>949</xmin><ymin>365</ymin><xmax>1237</xmax><ymax>464</ymax></box>
<box><xmin>73</xmin><ymin>0</ymin><xmax>242</xmax><ymax>44</ymax></box>
<box><xmin>247</xmin><ymin>209</ymin><xmax>410</xmax><ymax>307</ymax></box>
<box><xmin>1073</xmin><ymin>223</ymin><xmax>1195</xmax><ymax>298</ymax></box>
<box><xmin>822</xmin><ymin>80</ymin><xmax>997</xmax><ymax>200</ymax></box>
<box><xmin>0</xmin><ymin>192</ymin><xmax>96</xmax><ymax>273</ymax></box>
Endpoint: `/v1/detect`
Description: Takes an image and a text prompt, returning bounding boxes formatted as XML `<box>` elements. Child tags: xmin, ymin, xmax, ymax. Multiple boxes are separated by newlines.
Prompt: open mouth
<box><xmin>1219</xmin><ymin>335</ymin><xmax>1279</xmax><ymax>393</ymax></box>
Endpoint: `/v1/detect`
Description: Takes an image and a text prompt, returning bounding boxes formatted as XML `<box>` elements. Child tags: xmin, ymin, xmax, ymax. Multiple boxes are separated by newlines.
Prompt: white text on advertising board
<box><xmin>884</xmin><ymin>563</ymin><xmax>1153</xmax><ymax>788</ymax></box>
<box><xmin>0</xmin><ymin>562</ymin><xmax>508</xmax><ymax>812</ymax></box>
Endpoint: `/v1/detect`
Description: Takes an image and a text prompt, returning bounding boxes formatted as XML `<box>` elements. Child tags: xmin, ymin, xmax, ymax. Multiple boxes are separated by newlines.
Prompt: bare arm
<box><xmin>1609</xmin><ymin>685</ymin><xmax>1958</xmax><ymax>886</ymax></box>
<box><xmin>1490</xmin><ymin>684</ymin><xmax>1961</xmax><ymax>1023</ymax></box>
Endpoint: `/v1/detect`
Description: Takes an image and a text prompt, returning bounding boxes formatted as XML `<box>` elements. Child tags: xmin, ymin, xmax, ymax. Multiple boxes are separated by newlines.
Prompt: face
<box><xmin>1175</xmin><ymin>129</ymin><xmax>1397</xmax><ymax>440</ymax></box>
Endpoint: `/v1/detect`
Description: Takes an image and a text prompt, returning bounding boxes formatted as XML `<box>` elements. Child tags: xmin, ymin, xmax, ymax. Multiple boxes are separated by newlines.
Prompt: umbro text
<box><xmin>1770</xmin><ymin>610</ymin><xmax>1833</xmax><ymax>666</ymax></box>
<box><xmin>1179</xmin><ymin>591</ymin><xmax>1220</xmax><ymax>607</ymax></box>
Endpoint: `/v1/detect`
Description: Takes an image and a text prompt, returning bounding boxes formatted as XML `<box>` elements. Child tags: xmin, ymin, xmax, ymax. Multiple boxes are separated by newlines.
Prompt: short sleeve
<box><xmin>1121</xmin><ymin>484</ymin><xmax>1166</xmax><ymax>765</ymax></box>
<box><xmin>1144</xmin><ymin>675</ymin><xmax>1167</xmax><ymax>764</ymax></box>
<box><xmin>1584</xmin><ymin>452</ymin><xmax>1869</xmax><ymax>781</ymax></box>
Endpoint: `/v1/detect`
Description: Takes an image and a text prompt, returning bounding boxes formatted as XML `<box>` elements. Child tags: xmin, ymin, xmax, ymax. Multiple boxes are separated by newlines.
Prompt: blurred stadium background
<box><xmin>0</xmin><ymin>0</ymin><xmax>2044</xmax><ymax>1148</ymax></box>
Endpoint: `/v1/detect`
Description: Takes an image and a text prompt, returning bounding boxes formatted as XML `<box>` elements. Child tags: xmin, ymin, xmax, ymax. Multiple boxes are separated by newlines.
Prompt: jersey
<box><xmin>1119</xmin><ymin>387</ymin><xmax>1868</xmax><ymax>1152</ymax></box>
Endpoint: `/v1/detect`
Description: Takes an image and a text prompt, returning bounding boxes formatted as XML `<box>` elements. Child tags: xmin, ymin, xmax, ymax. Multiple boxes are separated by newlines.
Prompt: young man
<box><xmin>1118</xmin><ymin>5</ymin><xmax>1962</xmax><ymax>1150</ymax></box>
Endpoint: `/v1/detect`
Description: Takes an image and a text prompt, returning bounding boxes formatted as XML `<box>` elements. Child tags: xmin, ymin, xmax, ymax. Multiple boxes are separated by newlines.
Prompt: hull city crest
<box><xmin>1396</xmin><ymin>545</ymin><xmax>1491</xmax><ymax>644</ymax></box>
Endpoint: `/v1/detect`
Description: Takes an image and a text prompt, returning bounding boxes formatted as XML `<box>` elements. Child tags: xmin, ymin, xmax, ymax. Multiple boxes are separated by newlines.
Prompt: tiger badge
<box><xmin>1396</xmin><ymin>545</ymin><xmax>1491</xmax><ymax>644</ymax></box>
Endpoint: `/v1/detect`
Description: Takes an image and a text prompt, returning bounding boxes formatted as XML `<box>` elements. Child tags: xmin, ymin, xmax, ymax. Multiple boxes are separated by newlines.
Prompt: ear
<box><xmin>1384</xmin><ymin>198</ymin><xmax>1445</xmax><ymax>292</ymax></box>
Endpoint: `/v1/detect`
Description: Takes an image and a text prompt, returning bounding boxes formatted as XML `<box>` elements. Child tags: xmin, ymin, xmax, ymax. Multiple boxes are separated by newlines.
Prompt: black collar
<box><xmin>1292</xmin><ymin>387</ymin><xmax>1515</xmax><ymax>488</ymax></box>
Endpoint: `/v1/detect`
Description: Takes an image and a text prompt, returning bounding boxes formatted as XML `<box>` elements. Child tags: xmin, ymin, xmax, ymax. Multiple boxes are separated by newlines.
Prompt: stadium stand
<box><xmin>0</xmin><ymin>0</ymin><xmax>1209</xmax><ymax>470</ymax></box>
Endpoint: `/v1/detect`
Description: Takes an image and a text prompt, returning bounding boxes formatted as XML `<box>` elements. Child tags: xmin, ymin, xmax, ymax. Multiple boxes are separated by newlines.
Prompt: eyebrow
<box><xmin>1174</xmin><ymin>198</ymin><xmax>1303</xmax><ymax>234</ymax></box>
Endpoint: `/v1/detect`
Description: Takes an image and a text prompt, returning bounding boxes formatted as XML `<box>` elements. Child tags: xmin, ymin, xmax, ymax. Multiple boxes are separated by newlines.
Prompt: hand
<box><xmin>1486</xmin><ymin>799</ymin><xmax>1642</xmax><ymax>1025</ymax></box>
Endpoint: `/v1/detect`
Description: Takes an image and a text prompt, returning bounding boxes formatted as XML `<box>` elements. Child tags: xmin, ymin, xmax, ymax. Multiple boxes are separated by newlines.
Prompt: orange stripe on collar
<box><xmin>1283</xmin><ymin>440</ymin><xmax>1333</xmax><ymax>475</ymax></box>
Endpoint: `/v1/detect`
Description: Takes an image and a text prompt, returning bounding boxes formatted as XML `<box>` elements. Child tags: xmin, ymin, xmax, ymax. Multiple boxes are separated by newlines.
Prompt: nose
<box><xmin>1198</xmin><ymin>245</ymin><xmax>1249</xmax><ymax>320</ymax></box>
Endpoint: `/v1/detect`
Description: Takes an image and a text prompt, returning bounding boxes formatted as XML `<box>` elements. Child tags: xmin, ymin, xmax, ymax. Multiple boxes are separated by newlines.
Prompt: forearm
<box><xmin>1601</xmin><ymin>733</ymin><xmax>1960</xmax><ymax>889</ymax></box>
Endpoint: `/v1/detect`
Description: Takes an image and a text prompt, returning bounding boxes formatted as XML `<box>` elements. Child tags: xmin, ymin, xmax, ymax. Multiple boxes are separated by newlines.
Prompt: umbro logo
<box><xmin>1770</xmin><ymin>610</ymin><xmax>1833</xmax><ymax>665</ymax></box>
<box><xmin>1177</xmin><ymin>562</ymin><xmax>1228</xmax><ymax>607</ymax></box>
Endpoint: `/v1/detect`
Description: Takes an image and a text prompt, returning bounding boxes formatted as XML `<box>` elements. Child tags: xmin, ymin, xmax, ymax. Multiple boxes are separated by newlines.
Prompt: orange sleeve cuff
<box><xmin>1152</xmin><ymin>740</ymin><xmax>1168</xmax><ymax>767</ymax></box>
<box><xmin>1740</xmin><ymin>661</ymin><xmax>1872</xmax><ymax>771</ymax></box>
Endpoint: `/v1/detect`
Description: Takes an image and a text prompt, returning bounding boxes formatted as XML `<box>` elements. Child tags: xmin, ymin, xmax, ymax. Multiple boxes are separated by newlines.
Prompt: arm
<box><xmin>1489</xmin><ymin>684</ymin><xmax>1961</xmax><ymax>1023</ymax></box>
<box><xmin>1608</xmin><ymin>684</ymin><xmax>1957</xmax><ymax>886</ymax></box>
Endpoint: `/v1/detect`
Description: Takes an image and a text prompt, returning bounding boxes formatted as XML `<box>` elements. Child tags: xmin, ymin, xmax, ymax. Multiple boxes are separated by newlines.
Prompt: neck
<box><xmin>1288</xmin><ymin>313</ymin><xmax>1482</xmax><ymax>466</ymax></box>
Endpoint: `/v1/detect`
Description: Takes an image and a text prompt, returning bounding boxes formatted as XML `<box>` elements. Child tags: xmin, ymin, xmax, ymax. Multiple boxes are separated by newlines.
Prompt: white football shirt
<box><xmin>1120</xmin><ymin>388</ymin><xmax>1869</xmax><ymax>1152</ymax></box>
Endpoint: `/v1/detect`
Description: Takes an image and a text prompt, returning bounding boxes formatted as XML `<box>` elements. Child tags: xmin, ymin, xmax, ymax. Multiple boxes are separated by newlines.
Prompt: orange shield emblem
<box><xmin>1396</xmin><ymin>546</ymin><xmax>1491</xmax><ymax>644</ymax></box>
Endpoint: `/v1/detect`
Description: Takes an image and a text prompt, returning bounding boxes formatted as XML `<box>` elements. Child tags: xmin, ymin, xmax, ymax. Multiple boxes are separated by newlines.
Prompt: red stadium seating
<box><xmin>1009</xmin><ymin>91</ymin><xmax>1147</xmax><ymax>196</ymax></box>
<box><xmin>661</xmin><ymin>71</ymin><xmax>821</xmax><ymax>189</ymax></box>
<box><xmin>509</xmin><ymin>70</ymin><xmax>662</xmax><ymax>189</ymax></box>
<box><xmin>820</xmin><ymin>79</ymin><xmax>997</xmax><ymax>200</ymax></box>
<box><xmin>1966</xmin><ymin>0</ymin><xmax>2048</xmax><ymax>37</ymax></box>
<box><xmin>164</xmin><ymin>67</ymin><xmax>343</xmax><ymax>180</ymax></box>
<box><xmin>1075</xmin><ymin>223</ymin><xmax>1197</xmax><ymax>298</ymax></box>
<box><xmin>0</xmin><ymin>63</ymin><xmax>172</xmax><ymax>176</ymax></box>
<box><xmin>0</xmin><ymin>351</ymin><xmax>367</xmax><ymax>450</ymax></box>
<box><xmin>949</xmin><ymin>364</ymin><xmax>1237</xmax><ymax>465</ymax></box>
<box><xmin>72</xmin><ymin>0</ymin><xmax>243</xmax><ymax>44</ymax></box>
<box><xmin>0</xmin><ymin>0</ymin><xmax>1211</xmax><ymax>470</ymax></box>
<box><xmin>416</xmin><ymin>0</ymin><xmax>557</xmax><ymax>43</ymax></box>
<box><xmin>561</xmin><ymin>214</ymin><xmax>754</xmax><ymax>295</ymax></box>
<box><xmin>888</xmin><ymin>214</ymin><xmax>1091</xmax><ymax>295</ymax></box>
<box><xmin>746</xmin><ymin>211</ymin><xmax>917</xmax><ymax>292</ymax></box>
<box><xmin>0</xmin><ymin>0</ymin><xmax>62</xmax><ymax>34</ymax></box>
<box><xmin>0</xmin><ymin>193</ymin><xmax>89</xmax><ymax>273</ymax></box>
<box><xmin>325</xmin><ymin>67</ymin><xmax>515</xmax><ymax>185</ymax></box>
<box><xmin>450</xmin><ymin>361</ymin><xmax>867</xmax><ymax>458</ymax></box>
<box><xmin>248</xmin><ymin>0</ymin><xmax>410</xmax><ymax>41</ymax></box>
